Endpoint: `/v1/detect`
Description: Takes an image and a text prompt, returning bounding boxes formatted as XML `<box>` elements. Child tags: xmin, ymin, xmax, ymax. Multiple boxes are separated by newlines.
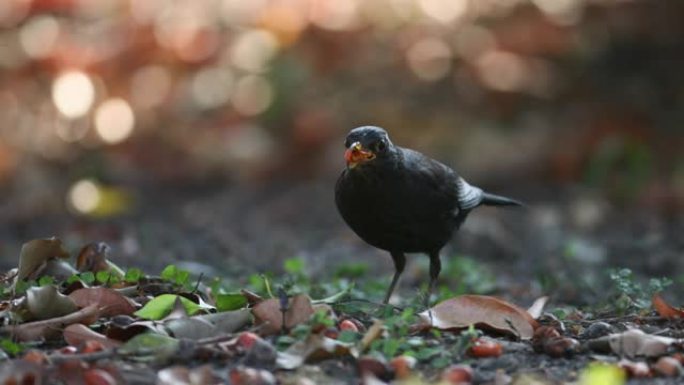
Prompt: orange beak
<box><xmin>344</xmin><ymin>142</ymin><xmax>375</xmax><ymax>169</ymax></box>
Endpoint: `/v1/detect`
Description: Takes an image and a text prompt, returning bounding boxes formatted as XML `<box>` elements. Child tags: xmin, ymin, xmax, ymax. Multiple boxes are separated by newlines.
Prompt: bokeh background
<box><xmin>1</xmin><ymin>0</ymin><xmax>682</xmax><ymax>302</ymax></box>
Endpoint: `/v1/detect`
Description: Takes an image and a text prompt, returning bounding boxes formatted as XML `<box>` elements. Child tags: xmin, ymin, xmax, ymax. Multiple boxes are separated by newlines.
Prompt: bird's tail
<box><xmin>481</xmin><ymin>192</ymin><xmax>523</xmax><ymax>207</ymax></box>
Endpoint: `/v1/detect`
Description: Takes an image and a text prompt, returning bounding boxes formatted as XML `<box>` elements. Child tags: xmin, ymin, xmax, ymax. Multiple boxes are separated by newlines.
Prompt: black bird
<box><xmin>334</xmin><ymin>126</ymin><xmax>522</xmax><ymax>305</ymax></box>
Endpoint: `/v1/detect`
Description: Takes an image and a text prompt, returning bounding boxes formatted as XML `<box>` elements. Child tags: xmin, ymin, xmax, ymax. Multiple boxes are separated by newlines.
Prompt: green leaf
<box><xmin>431</xmin><ymin>355</ymin><xmax>450</xmax><ymax>369</ymax></box>
<box><xmin>215</xmin><ymin>293</ymin><xmax>248</xmax><ymax>311</ymax></box>
<box><xmin>38</xmin><ymin>276</ymin><xmax>54</xmax><ymax>286</ymax></box>
<box><xmin>334</xmin><ymin>262</ymin><xmax>368</xmax><ymax>279</ymax></box>
<box><xmin>134</xmin><ymin>294</ymin><xmax>202</xmax><ymax>320</ymax></box>
<box><xmin>382</xmin><ymin>339</ymin><xmax>402</xmax><ymax>358</ymax></box>
<box><xmin>160</xmin><ymin>265</ymin><xmax>177</xmax><ymax>281</ymax></box>
<box><xmin>160</xmin><ymin>265</ymin><xmax>190</xmax><ymax>285</ymax></box>
<box><xmin>416</xmin><ymin>347</ymin><xmax>442</xmax><ymax>361</ymax></box>
<box><xmin>284</xmin><ymin>258</ymin><xmax>305</xmax><ymax>275</ymax></box>
<box><xmin>80</xmin><ymin>272</ymin><xmax>95</xmax><ymax>285</ymax></box>
<box><xmin>338</xmin><ymin>330</ymin><xmax>360</xmax><ymax>343</ymax></box>
<box><xmin>312</xmin><ymin>284</ymin><xmax>353</xmax><ymax>305</ymax></box>
<box><xmin>124</xmin><ymin>268</ymin><xmax>143</xmax><ymax>283</ymax></box>
<box><xmin>119</xmin><ymin>333</ymin><xmax>179</xmax><ymax>357</ymax></box>
<box><xmin>95</xmin><ymin>271</ymin><xmax>120</xmax><ymax>285</ymax></box>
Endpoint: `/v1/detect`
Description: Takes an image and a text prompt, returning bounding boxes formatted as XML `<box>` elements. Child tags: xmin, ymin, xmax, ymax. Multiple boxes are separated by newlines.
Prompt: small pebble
<box><xmin>580</xmin><ymin>322</ymin><xmax>614</xmax><ymax>339</ymax></box>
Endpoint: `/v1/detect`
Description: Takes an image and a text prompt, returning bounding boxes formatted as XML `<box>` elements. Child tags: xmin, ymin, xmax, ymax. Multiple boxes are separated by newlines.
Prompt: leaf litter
<box><xmin>3</xmin><ymin>237</ymin><xmax>684</xmax><ymax>384</ymax></box>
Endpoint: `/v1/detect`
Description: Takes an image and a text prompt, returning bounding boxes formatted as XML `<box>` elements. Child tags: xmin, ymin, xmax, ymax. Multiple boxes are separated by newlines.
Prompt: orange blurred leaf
<box><xmin>653</xmin><ymin>293</ymin><xmax>684</xmax><ymax>319</ymax></box>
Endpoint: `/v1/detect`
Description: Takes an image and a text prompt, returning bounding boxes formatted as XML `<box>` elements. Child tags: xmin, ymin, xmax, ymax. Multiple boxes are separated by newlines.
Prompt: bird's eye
<box><xmin>344</xmin><ymin>139</ymin><xmax>350</xmax><ymax>148</ymax></box>
<box><xmin>374</xmin><ymin>140</ymin><xmax>387</xmax><ymax>152</ymax></box>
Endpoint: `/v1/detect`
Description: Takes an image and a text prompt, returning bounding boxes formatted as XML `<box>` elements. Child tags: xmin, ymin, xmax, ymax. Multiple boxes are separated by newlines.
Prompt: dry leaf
<box><xmin>608</xmin><ymin>329</ymin><xmax>675</xmax><ymax>358</ymax></box>
<box><xmin>69</xmin><ymin>287</ymin><xmax>136</xmax><ymax>317</ymax></box>
<box><xmin>164</xmin><ymin>317</ymin><xmax>216</xmax><ymax>340</ymax></box>
<box><xmin>26</xmin><ymin>285</ymin><xmax>78</xmax><ymax>320</ymax></box>
<box><xmin>276</xmin><ymin>334</ymin><xmax>353</xmax><ymax>369</ymax></box>
<box><xmin>652</xmin><ymin>293</ymin><xmax>684</xmax><ymax>319</ymax></box>
<box><xmin>419</xmin><ymin>295</ymin><xmax>537</xmax><ymax>340</ymax></box>
<box><xmin>197</xmin><ymin>309</ymin><xmax>252</xmax><ymax>334</ymax></box>
<box><xmin>359</xmin><ymin>320</ymin><xmax>384</xmax><ymax>353</ymax></box>
<box><xmin>527</xmin><ymin>296</ymin><xmax>549</xmax><ymax>319</ymax></box>
<box><xmin>63</xmin><ymin>323</ymin><xmax>122</xmax><ymax>349</ymax></box>
<box><xmin>1</xmin><ymin>304</ymin><xmax>100</xmax><ymax>341</ymax></box>
<box><xmin>15</xmin><ymin>237</ymin><xmax>70</xmax><ymax>283</ymax></box>
<box><xmin>252</xmin><ymin>294</ymin><xmax>314</xmax><ymax>335</ymax></box>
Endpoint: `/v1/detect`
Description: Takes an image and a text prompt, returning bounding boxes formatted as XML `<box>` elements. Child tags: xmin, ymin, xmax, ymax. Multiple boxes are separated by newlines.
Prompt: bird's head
<box><xmin>343</xmin><ymin>126</ymin><xmax>393</xmax><ymax>169</ymax></box>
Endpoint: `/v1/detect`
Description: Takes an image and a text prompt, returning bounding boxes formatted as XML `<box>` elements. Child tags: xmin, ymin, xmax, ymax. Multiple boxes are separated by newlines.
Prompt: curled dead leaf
<box><xmin>419</xmin><ymin>295</ymin><xmax>537</xmax><ymax>340</ymax></box>
<box><xmin>526</xmin><ymin>296</ymin><xmax>549</xmax><ymax>319</ymax></box>
<box><xmin>63</xmin><ymin>323</ymin><xmax>122</xmax><ymax>349</ymax></box>
<box><xmin>75</xmin><ymin>242</ymin><xmax>125</xmax><ymax>278</ymax></box>
<box><xmin>607</xmin><ymin>329</ymin><xmax>675</xmax><ymax>358</ymax></box>
<box><xmin>252</xmin><ymin>294</ymin><xmax>314</xmax><ymax>335</ymax></box>
<box><xmin>652</xmin><ymin>293</ymin><xmax>684</xmax><ymax>319</ymax></box>
<box><xmin>15</xmin><ymin>237</ymin><xmax>70</xmax><ymax>284</ymax></box>
<box><xmin>276</xmin><ymin>334</ymin><xmax>353</xmax><ymax>370</ymax></box>
<box><xmin>26</xmin><ymin>285</ymin><xmax>78</xmax><ymax>320</ymax></box>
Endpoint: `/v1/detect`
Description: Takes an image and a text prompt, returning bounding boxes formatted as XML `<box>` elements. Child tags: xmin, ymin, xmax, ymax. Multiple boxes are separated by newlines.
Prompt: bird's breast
<box><xmin>335</xmin><ymin>168</ymin><xmax>458</xmax><ymax>253</ymax></box>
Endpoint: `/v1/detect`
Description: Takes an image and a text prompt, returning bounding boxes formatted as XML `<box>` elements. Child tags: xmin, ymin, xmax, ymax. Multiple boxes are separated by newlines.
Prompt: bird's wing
<box><xmin>400</xmin><ymin>148</ymin><xmax>483</xmax><ymax>211</ymax></box>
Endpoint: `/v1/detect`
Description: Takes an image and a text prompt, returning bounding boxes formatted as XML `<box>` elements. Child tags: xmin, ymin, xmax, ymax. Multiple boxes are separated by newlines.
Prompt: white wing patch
<box><xmin>457</xmin><ymin>177</ymin><xmax>483</xmax><ymax>210</ymax></box>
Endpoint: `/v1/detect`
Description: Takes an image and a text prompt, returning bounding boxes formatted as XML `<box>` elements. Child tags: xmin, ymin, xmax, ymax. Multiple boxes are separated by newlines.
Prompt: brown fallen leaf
<box><xmin>75</xmin><ymin>242</ymin><xmax>125</xmax><ymax>278</ymax></box>
<box><xmin>63</xmin><ymin>323</ymin><xmax>122</xmax><ymax>349</ymax></box>
<box><xmin>652</xmin><ymin>293</ymin><xmax>684</xmax><ymax>319</ymax></box>
<box><xmin>0</xmin><ymin>304</ymin><xmax>100</xmax><ymax>341</ymax></box>
<box><xmin>252</xmin><ymin>293</ymin><xmax>314</xmax><ymax>335</ymax></box>
<box><xmin>419</xmin><ymin>295</ymin><xmax>537</xmax><ymax>340</ymax></box>
<box><xmin>69</xmin><ymin>287</ymin><xmax>137</xmax><ymax>317</ymax></box>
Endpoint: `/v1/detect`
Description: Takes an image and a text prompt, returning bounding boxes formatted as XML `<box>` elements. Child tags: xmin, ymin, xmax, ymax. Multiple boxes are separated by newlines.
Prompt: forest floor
<box><xmin>0</xmin><ymin>181</ymin><xmax>683</xmax><ymax>384</ymax></box>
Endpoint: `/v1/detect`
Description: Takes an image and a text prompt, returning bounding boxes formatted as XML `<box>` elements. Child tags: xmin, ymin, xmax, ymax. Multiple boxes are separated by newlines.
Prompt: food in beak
<box><xmin>344</xmin><ymin>142</ymin><xmax>375</xmax><ymax>168</ymax></box>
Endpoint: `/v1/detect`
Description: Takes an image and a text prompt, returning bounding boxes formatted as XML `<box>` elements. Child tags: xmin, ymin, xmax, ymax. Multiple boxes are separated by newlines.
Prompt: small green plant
<box><xmin>334</xmin><ymin>262</ymin><xmax>369</xmax><ymax>279</ymax></box>
<box><xmin>0</xmin><ymin>339</ymin><xmax>24</xmax><ymax>356</ymax></box>
<box><xmin>438</xmin><ymin>255</ymin><xmax>496</xmax><ymax>297</ymax></box>
<box><xmin>160</xmin><ymin>264</ymin><xmax>191</xmax><ymax>288</ymax></box>
<box><xmin>124</xmin><ymin>268</ymin><xmax>143</xmax><ymax>283</ymax></box>
<box><xmin>609</xmin><ymin>268</ymin><xmax>672</xmax><ymax>313</ymax></box>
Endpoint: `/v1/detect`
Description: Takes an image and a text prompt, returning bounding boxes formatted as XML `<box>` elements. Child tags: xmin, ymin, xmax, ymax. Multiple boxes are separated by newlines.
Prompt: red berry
<box><xmin>442</xmin><ymin>364</ymin><xmax>473</xmax><ymax>384</ymax></box>
<box><xmin>236</xmin><ymin>332</ymin><xmax>261</xmax><ymax>350</ymax></box>
<box><xmin>339</xmin><ymin>319</ymin><xmax>359</xmax><ymax>333</ymax></box>
<box><xmin>468</xmin><ymin>338</ymin><xmax>503</xmax><ymax>358</ymax></box>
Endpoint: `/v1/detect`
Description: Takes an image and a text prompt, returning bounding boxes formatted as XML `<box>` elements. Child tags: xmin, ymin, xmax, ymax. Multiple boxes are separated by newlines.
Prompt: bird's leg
<box><xmin>384</xmin><ymin>252</ymin><xmax>406</xmax><ymax>304</ymax></box>
<box><xmin>425</xmin><ymin>252</ymin><xmax>442</xmax><ymax>308</ymax></box>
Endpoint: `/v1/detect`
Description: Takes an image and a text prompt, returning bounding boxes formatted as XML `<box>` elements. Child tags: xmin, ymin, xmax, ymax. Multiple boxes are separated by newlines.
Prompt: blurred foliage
<box><xmin>0</xmin><ymin>0</ymin><xmax>681</xmax><ymax>212</ymax></box>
